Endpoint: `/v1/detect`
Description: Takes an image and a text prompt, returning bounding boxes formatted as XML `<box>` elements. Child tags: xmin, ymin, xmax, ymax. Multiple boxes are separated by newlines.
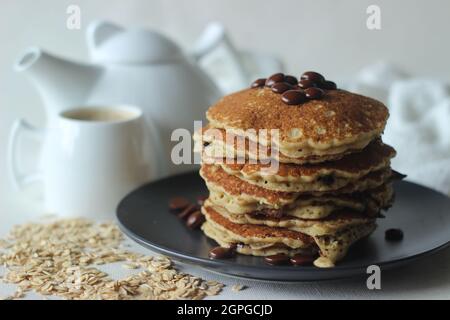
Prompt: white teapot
<box><xmin>14</xmin><ymin>21</ymin><xmax>232</xmax><ymax>179</ymax></box>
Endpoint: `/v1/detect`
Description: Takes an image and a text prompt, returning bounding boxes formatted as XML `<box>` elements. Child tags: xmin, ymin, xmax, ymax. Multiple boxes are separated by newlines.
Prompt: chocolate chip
<box><xmin>304</xmin><ymin>87</ymin><xmax>324</xmax><ymax>99</ymax></box>
<box><xmin>251</xmin><ymin>78</ymin><xmax>266</xmax><ymax>88</ymax></box>
<box><xmin>385</xmin><ymin>229</ymin><xmax>403</xmax><ymax>241</ymax></box>
<box><xmin>281</xmin><ymin>90</ymin><xmax>307</xmax><ymax>105</ymax></box>
<box><xmin>265</xmin><ymin>73</ymin><xmax>285</xmax><ymax>87</ymax></box>
<box><xmin>319</xmin><ymin>80</ymin><xmax>337</xmax><ymax>90</ymax></box>
<box><xmin>284</xmin><ymin>75</ymin><xmax>298</xmax><ymax>85</ymax></box>
<box><xmin>197</xmin><ymin>195</ymin><xmax>208</xmax><ymax>206</ymax></box>
<box><xmin>290</xmin><ymin>254</ymin><xmax>316</xmax><ymax>266</ymax></box>
<box><xmin>168</xmin><ymin>197</ymin><xmax>190</xmax><ymax>212</ymax></box>
<box><xmin>177</xmin><ymin>204</ymin><xmax>198</xmax><ymax>220</ymax></box>
<box><xmin>298</xmin><ymin>79</ymin><xmax>317</xmax><ymax>89</ymax></box>
<box><xmin>251</xmin><ymin>208</ymin><xmax>284</xmax><ymax>219</ymax></box>
<box><xmin>271</xmin><ymin>82</ymin><xmax>292</xmax><ymax>94</ymax></box>
<box><xmin>300</xmin><ymin>71</ymin><xmax>325</xmax><ymax>83</ymax></box>
<box><xmin>186</xmin><ymin>210</ymin><xmax>205</xmax><ymax>229</ymax></box>
<box><xmin>319</xmin><ymin>175</ymin><xmax>335</xmax><ymax>186</ymax></box>
<box><xmin>264</xmin><ymin>253</ymin><xmax>290</xmax><ymax>265</ymax></box>
<box><xmin>209</xmin><ymin>246</ymin><xmax>235</xmax><ymax>259</ymax></box>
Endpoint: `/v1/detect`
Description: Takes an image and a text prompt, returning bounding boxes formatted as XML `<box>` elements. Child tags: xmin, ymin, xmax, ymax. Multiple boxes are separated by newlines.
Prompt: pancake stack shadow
<box><xmin>194</xmin><ymin>73</ymin><xmax>403</xmax><ymax>267</ymax></box>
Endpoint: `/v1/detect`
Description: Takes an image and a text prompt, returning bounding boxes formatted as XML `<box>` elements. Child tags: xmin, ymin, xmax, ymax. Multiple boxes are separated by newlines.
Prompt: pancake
<box><xmin>200</xmin><ymin>164</ymin><xmax>394</xmax><ymax>212</ymax></box>
<box><xmin>208</xmin><ymin>183</ymin><xmax>394</xmax><ymax>219</ymax></box>
<box><xmin>202</xmin><ymin>205</ymin><xmax>377</xmax><ymax>267</ymax></box>
<box><xmin>202</xmin><ymin>205</ymin><xmax>314</xmax><ymax>249</ymax></box>
<box><xmin>204</xmin><ymin>200</ymin><xmax>375</xmax><ymax>236</ymax></box>
<box><xmin>206</xmin><ymin>88</ymin><xmax>389</xmax><ymax>159</ymax></box>
<box><xmin>201</xmin><ymin>222</ymin><xmax>318</xmax><ymax>257</ymax></box>
<box><xmin>211</xmin><ymin>140</ymin><xmax>396</xmax><ymax>192</ymax></box>
<box><xmin>193</xmin><ymin>127</ymin><xmax>351</xmax><ymax>164</ymax></box>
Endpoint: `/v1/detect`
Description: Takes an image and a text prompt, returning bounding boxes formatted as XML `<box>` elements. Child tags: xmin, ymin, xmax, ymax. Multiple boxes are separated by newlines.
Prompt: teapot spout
<box><xmin>14</xmin><ymin>47</ymin><xmax>102</xmax><ymax>117</ymax></box>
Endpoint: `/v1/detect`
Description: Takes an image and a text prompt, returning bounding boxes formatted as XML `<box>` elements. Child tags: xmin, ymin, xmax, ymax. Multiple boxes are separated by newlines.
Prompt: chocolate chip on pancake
<box><xmin>319</xmin><ymin>80</ymin><xmax>337</xmax><ymax>90</ymax></box>
<box><xmin>300</xmin><ymin>71</ymin><xmax>325</xmax><ymax>83</ymax></box>
<box><xmin>251</xmin><ymin>78</ymin><xmax>266</xmax><ymax>88</ymax></box>
<box><xmin>284</xmin><ymin>75</ymin><xmax>298</xmax><ymax>85</ymax></box>
<box><xmin>281</xmin><ymin>90</ymin><xmax>307</xmax><ymax>105</ymax></box>
<box><xmin>298</xmin><ymin>79</ymin><xmax>317</xmax><ymax>89</ymax></box>
<box><xmin>272</xmin><ymin>82</ymin><xmax>293</xmax><ymax>94</ymax></box>
<box><xmin>304</xmin><ymin>87</ymin><xmax>324</xmax><ymax>100</ymax></box>
<box><xmin>265</xmin><ymin>73</ymin><xmax>285</xmax><ymax>87</ymax></box>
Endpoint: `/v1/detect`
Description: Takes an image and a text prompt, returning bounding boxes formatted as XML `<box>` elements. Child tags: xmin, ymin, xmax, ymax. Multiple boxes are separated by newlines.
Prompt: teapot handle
<box><xmin>192</xmin><ymin>22</ymin><xmax>248</xmax><ymax>87</ymax></box>
<box><xmin>8</xmin><ymin>119</ymin><xmax>44</xmax><ymax>190</ymax></box>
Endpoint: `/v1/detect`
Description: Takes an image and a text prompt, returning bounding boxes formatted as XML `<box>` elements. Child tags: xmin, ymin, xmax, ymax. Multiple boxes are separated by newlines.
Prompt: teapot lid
<box><xmin>87</xmin><ymin>22</ymin><xmax>184</xmax><ymax>64</ymax></box>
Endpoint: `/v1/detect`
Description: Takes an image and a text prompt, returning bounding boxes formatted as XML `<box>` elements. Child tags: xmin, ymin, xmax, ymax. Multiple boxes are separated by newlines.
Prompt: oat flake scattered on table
<box><xmin>0</xmin><ymin>219</ymin><xmax>223</xmax><ymax>300</ymax></box>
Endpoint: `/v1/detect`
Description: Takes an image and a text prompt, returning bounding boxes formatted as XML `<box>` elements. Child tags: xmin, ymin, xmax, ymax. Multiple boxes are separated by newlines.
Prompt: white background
<box><xmin>1</xmin><ymin>0</ymin><xmax>450</xmax><ymax>299</ymax></box>
<box><xmin>2</xmin><ymin>0</ymin><xmax>450</xmax><ymax>204</ymax></box>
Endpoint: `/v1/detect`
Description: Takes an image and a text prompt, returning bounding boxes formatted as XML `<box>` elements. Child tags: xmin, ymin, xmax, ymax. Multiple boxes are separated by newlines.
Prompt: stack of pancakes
<box><xmin>194</xmin><ymin>85</ymin><xmax>399</xmax><ymax>267</ymax></box>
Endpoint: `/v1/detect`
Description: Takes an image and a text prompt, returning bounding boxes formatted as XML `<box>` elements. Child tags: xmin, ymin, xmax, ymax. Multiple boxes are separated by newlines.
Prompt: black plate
<box><xmin>116</xmin><ymin>171</ymin><xmax>450</xmax><ymax>281</ymax></box>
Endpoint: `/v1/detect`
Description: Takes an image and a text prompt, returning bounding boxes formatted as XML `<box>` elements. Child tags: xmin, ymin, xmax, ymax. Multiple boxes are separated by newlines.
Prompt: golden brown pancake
<box><xmin>201</xmin><ymin>205</ymin><xmax>376</xmax><ymax>267</ymax></box>
<box><xmin>208</xmin><ymin>183</ymin><xmax>394</xmax><ymax>219</ymax></box>
<box><xmin>194</xmin><ymin>126</ymin><xmax>352</xmax><ymax>164</ymax></box>
<box><xmin>200</xmin><ymin>164</ymin><xmax>394</xmax><ymax>210</ymax></box>
<box><xmin>210</xmin><ymin>140</ymin><xmax>395</xmax><ymax>192</ymax></box>
<box><xmin>204</xmin><ymin>200</ymin><xmax>375</xmax><ymax>235</ymax></box>
<box><xmin>206</xmin><ymin>88</ymin><xmax>389</xmax><ymax>159</ymax></box>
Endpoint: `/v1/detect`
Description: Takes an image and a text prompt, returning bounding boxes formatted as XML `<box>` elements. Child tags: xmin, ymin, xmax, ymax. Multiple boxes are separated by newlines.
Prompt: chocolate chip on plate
<box><xmin>265</xmin><ymin>73</ymin><xmax>285</xmax><ymax>87</ymax></box>
<box><xmin>177</xmin><ymin>204</ymin><xmax>198</xmax><ymax>220</ymax></box>
<box><xmin>251</xmin><ymin>78</ymin><xmax>266</xmax><ymax>88</ymax></box>
<box><xmin>281</xmin><ymin>90</ymin><xmax>307</xmax><ymax>105</ymax></box>
<box><xmin>168</xmin><ymin>197</ymin><xmax>190</xmax><ymax>212</ymax></box>
<box><xmin>319</xmin><ymin>80</ymin><xmax>337</xmax><ymax>90</ymax></box>
<box><xmin>196</xmin><ymin>195</ymin><xmax>208</xmax><ymax>206</ymax></box>
<box><xmin>284</xmin><ymin>75</ymin><xmax>298</xmax><ymax>85</ymax></box>
<box><xmin>385</xmin><ymin>229</ymin><xmax>404</xmax><ymax>241</ymax></box>
<box><xmin>298</xmin><ymin>79</ymin><xmax>317</xmax><ymax>89</ymax></box>
<box><xmin>290</xmin><ymin>254</ymin><xmax>316</xmax><ymax>266</ymax></box>
<box><xmin>209</xmin><ymin>246</ymin><xmax>236</xmax><ymax>259</ymax></box>
<box><xmin>264</xmin><ymin>253</ymin><xmax>290</xmax><ymax>265</ymax></box>
<box><xmin>186</xmin><ymin>210</ymin><xmax>205</xmax><ymax>229</ymax></box>
<box><xmin>304</xmin><ymin>87</ymin><xmax>324</xmax><ymax>99</ymax></box>
<box><xmin>271</xmin><ymin>82</ymin><xmax>292</xmax><ymax>94</ymax></box>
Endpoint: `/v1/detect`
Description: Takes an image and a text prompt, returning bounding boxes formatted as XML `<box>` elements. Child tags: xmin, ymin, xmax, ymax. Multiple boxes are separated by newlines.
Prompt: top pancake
<box><xmin>206</xmin><ymin>87</ymin><xmax>389</xmax><ymax>159</ymax></box>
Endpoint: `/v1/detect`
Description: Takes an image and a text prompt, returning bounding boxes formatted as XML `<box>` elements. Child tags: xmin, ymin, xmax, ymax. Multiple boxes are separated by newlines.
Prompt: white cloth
<box><xmin>346</xmin><ymin>62</ymin><xmax>450</xmax><ymax>195</ymax></box>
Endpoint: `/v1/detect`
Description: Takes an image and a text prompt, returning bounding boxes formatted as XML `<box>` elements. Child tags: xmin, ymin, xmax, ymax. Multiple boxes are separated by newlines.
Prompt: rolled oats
<box><xmin>0</xmin><ymin>218</ymin><xmax>223</xmax><ymax>300</ymax></box>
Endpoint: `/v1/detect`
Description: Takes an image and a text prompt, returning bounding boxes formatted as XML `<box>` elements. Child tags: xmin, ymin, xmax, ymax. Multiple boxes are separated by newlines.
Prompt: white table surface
<box><xmin>1</xmin><ymin>185</ymin><xmax>450</xmax><ymax>300</ymax></box>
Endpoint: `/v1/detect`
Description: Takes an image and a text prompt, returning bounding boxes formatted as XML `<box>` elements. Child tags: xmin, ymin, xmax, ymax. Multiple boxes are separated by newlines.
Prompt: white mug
<box><xmin>8</xmin><ymin>105</ymin><xmax>158</xmax><ymax>217</ymax></box>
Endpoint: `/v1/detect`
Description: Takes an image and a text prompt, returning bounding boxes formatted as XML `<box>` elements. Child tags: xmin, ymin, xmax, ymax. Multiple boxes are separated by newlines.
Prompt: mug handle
<box><xmin>8</xmin><ymin>119</ymin><xmax>44</xmax><ymax>190</ymax></box>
